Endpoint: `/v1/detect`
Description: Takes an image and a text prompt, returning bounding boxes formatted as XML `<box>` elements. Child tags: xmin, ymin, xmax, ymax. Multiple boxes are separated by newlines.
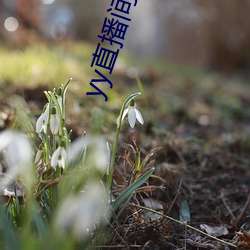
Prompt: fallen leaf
<box><xmin>143</xmin><ymin>198</ymin><xmax>164</xmax><ymax>210</ymax></box>
<box><xmin>200</xmin><ymin>224</ymin><xmax>229</xmax><ymax>237</ymax></box>
<box><xmin>142</xmin><ymin>198</ymin><xmax>164</xmax><ymax>221</ymax></box>
<box><xmin>237</xmin><ymin>231</ymin><xmax>250</xmax><ymax>248</ymax></box>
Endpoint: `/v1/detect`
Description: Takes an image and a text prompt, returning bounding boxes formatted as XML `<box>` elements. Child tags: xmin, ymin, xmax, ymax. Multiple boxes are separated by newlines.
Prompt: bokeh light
<box><xmin>50</xmin><ymin>24</ymin><xmax>67</xmax><ymax>40</ymax></box>
<box><xmin>41</xmin><ymin>0</ymin><xmax>55</xmax><ymax>5</ymax></box>
<box><xmin>4</xmin><ymin>17</ymin><xmax>19</xmax><ymax>32</ymax></box>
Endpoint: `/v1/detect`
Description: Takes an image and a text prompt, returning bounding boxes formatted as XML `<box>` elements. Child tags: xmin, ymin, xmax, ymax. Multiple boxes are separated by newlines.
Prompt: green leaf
<box><xmin>179</xmin><ymin>199</ymin><xmax>191</xmax><ymax>222</ymax></box>
<box><xmin>33</xmin><ymin>213</ymin><xmax>45</xmax><ymax>237</ymax></box>
<box><xmin>135</xmin><ymin>152</ymin><xmax>141</xmax><ymax>173</ymax></box>
<box><xmin>112</xmin><ymin>167</ymin><xmax>154</xmax><ymax>211</ymax></box>
<box><xmin>0</xmin><ymin>208</ymin><xmax>21</xmax><ymax>250</ymax></box>
<box><xmin>112</xmin><ymin>193</ymin><xmax>133</xmax><ymax>224</ymax></box>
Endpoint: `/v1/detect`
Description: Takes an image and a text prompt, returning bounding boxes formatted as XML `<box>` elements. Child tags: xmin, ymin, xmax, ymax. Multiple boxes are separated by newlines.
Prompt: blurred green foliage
<box><xmin>0</xmin><ymin>42</ymin><xmax>94</xmax><ymax>87</ymax></box>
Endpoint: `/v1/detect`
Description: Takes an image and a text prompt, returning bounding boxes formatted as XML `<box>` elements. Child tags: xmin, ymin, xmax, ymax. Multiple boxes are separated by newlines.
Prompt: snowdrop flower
<box><xmin>88</xmin><ymin>137</ymin><xmax>110</xmax><ymax>173</ymax></box>
<box><xmin>57</xmin><ymin>94</ymin><xmax>63</xmax><ymax>112</ymax></box>
<box><xmin>36</xmin><ymin>103</ymin><xmax>50</xmax><ymax>133</ymax></box>
<box><xmin>67</xmin><ymin>135</ymin><xmax>110</xmax><ymax>173</ymax></box>
<box><xmin>54</xmin><ymin>182</ymin><xmax>109</xmax><ymax>240</ymax></box>
<box><xmin>35</xmin><ymin>144</ymin><xmax>43</xmax><ymax>165</ymax></box>
<box><xmin>50</xmin><ymin>106</ymin><xmax>59</xmax><ymax>135</ymax></box>
<box><xmin>120</xmin><ymin>99</ymin><xmax>144</xmax><ymax>128</ymax></box>
<box><xmin>51</xmin><ymin>143</ymin><xmax>67</xmax><ymax>169</ymax></box>
<box><xmin>0</xmin><ymin>130</ymin><xmax>33</xmax><ymax>190</ymax></box>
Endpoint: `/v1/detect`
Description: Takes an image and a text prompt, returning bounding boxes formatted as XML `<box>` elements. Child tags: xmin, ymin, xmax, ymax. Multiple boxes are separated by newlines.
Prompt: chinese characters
<box><xmin>86</xmin><ymin>0</ymin><xmax>138</xmax><ymax>101</ymax></box>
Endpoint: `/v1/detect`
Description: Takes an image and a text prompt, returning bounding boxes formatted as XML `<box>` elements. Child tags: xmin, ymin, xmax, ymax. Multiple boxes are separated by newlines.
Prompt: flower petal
<box><xmin>51</xmin><ymin>147</ymin><xmax>61</xmax><ymax>168</ymax></box>
<box><xmin>128</xmin><ymin>107</ymin><xmax>136</xmax><ymax>128</ymax></box>
<box><xmin>6</xmin><ymin>133</ymin><xmax>32</xmax><ymax>170</ymax></box>
<box><xmin>35</xmin><ymin>150</ymin><xmax>42</xmax><ymax>164</ymax></box>
<box><xmin>57</xmin><ymin>96</ymin><xmax>63</xmax><ymax>112</ymax></box>
<box><xmin>121</xmin><ymin>108</ymin><xmax>129</xmax><ymax>121</ymax></box>
<box><xmin>116</xmin><ymin>116</ymin><xmax>120</xmax><ymax>125</ymax></box>
<box><xmin>50</xmin><ymin>114</ymin><xmax>59</xmax><ymax>135</ymax></box>
<box><xmin>43</xmin><ymin>104</ymin><xmax>50</xmax><ymax>119</ymax></box>
<box><xmin>55</xmin><ymin>182</ymin><xmax>109</xmax><ymax>240</ymax></box>
<box><xmin>36</xmin><ymin>113</ymin><xmax>45</xmax><ymax>133</ymax></box>
<box><xmin>135</xmin><ymin>109</ymin><xmax>144</xmax><ymax>125</ymax></box>
<box><xmin>0</xmin><ymin>131</ymin><xmax>33</xmax><ymax>190</ymax></box>
<box><xmin>0</xmin><ymin>130</ymin><xmax>13</xmax><ymax>151</ymax></box>
<box><xmin>41</xmin><ymin>122</ymin><xmax>47</xmax><ymax>133</ymax></box>
<box><xmin>93</xmin><ymin>138</ymin><xmax>110</xmax><ymax>173</ymax></box>
<box><xmin>60</xmin><ymin>148</ymin><xmax>67</xmax><ymax>169</ymax></box>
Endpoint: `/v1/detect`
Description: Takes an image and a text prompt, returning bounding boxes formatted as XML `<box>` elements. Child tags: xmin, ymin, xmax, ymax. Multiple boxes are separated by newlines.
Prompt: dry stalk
<box><xmin>130</xmin><ymin>203</ymin><xmax>238</xmax><ymax>249</ymax></box>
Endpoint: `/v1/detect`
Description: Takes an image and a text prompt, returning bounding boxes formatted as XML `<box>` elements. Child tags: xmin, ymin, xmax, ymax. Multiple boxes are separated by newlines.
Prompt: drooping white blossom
<box><xmin>67</xmin><ymin>136</ymin><xmax>110</xmax><ymax>173</ymax></box>
<box><xmin>36</xmin><ymin>103</ymin><xmax>50</xmax><ymax>133</ymax></box>
<box><xmin>0</xmin><ymin>130</ymin><xmax>33</xmax><ymax>190</ymax></box>
<box><xmin>35</xmin><ymin>144</ymin><xmax>43</xmax><ymax>165</ymax></box>
<box><xmin>54</xmin><ymin>182</ymin><xmax>109</xmax><ymax>240</ymax></box>
<box><xmin>50</xmin><ymin>106</ymin><xmax>60</xmax><ymax>135</ymax></box>
<box><xmin>57</xmin><ymin>95</ymin><xmax>63</xmax><ymax>112</ymax></box>
<box><xmin>119</xmin><ymin>99</ymin><xmax>144</xmax><ymax>128</ymax></box>
<box><xmin>51</xmin><ymin>145</ymin><xmax>67</xmax><ymax>169</ymax></box>
<box><xmin>56</xmin><ymin>87</ymin><xmax>63</xmax><ymax>112</ymax></box>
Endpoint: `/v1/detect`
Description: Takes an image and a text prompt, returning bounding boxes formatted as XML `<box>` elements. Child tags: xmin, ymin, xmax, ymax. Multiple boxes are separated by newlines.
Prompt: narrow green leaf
<box><xmin>179</xmin><ymin>199</ymin><xmax>191</xmax><ymax>222</ymax></box>
<box><xmin>112</xmin><ymin>167</ymin><xmax>154</xmax><ymax>211</ymax></box>
<box><xmin>32</xmin><ymin>210</ymin><xmax>45</xmax><ymax>237</ymax></box>
<box><xmin>62</xmin><ymin>78</ymin><xmax>72</xmax><ymax>98</ymax></box>
<box><xmin>135</xmin><ymin>152</ymin><xmax>141</xmax><ymax>172</ymax></box>
<box><xmin>112</xmin><ymin>193</ymin><xmax>133</xmax><ymax>225</ymax></box>
<box><xmin>0</xmin><ymin>208</ymin><xmax>21</xmax><ymax>250</ymax></box>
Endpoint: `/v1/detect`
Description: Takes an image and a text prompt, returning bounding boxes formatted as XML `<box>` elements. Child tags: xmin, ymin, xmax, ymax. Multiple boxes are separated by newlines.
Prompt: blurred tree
<box><xmin>159</xmin><ymin>0</ymin><xmax>250</xmax><ymax>71</ymax></box>
<box><xmin>203</xmin><ymin>0</ymin><xmax>250</xmax><ymax>71</ymax></box>
<box><xmin>61</xmin><ymin>0</ymin><xmax>108</xmax><ymax>42</ymax></box>
<box><xmin>0</xmin><ymin>0</ymin><xmax>42</xmax><ymax>46</ymax></box>
<box><xmin>16</xmin><ymin>0</ymin><xmax>41</xmax><ymax>31</ymax></box>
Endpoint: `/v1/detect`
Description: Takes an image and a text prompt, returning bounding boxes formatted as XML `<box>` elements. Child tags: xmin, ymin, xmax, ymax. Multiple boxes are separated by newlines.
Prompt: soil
<box><xmin>1</xmin><ymin>68</ymin><xmax>250</xmax><ymax>250</ymax></box>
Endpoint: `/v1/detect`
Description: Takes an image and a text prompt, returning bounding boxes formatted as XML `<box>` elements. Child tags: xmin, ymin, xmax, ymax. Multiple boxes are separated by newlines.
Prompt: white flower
<box><xmin>50</xmin><ymin>106</ymin><xmax>59</xmax><ymax>135</ymax></box>
<box><xmin>35</xmin><ymin>144</ymin><xmax>43</xmax><ymax>164</ymax></box>
<box><xmin>51</xmin><ymin>145</ymin><xmax>67</xmax><ymax>169</ymax></box>
<box><xmin>89</xmin><ymin>137</ymin><xmax>110</xmax><ymax>173</ymax></box>
<box><xmin>0</xmin><ymin>130</ymin><xmax>33</xmax><ymax>190</ymax></box>
<box><xmin>57</xmin><ymin>95</ymin><xmax>63</xmax><ymax>112</ymax></box>
<box><xmin>54</xmin><ymin>182</ymin><xmax>109</xmax><ymax>240</ymax></box>
<box><xmin>35</xmin><ymin>149</ymin><xmax>42</xmax><ymax>164</ymax></box>
<box><xmin>67</xmin><ymin>136</ymin><xmax>110</xmax><ymax>173</ymax></box>
<box><xmin>120</xmin><ymin>99</ymin><xmax>144</xmax><ymax>128</ymax></box>
<box><xmin>36</xmin><ymin>104</ymin><xmax>50</xmax><ymax>133</ymax></box>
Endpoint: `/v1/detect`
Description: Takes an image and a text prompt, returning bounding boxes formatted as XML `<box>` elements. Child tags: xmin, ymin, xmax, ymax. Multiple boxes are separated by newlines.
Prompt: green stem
<box><xmin>61</xmin><ymin>78</ymin><xmax>72</xmax><ymax>127</ymax></box>
<box><xmin>106</xmin><ymin>92</ymin><xmax>141</xmax><ymax>196</ymax></box>
<box><xmin>52</xmin><ymin>134</ymin><xmax>56</xmax><ymax>152</ymax></box>
<box><xmin>49</xmin><ymin>92</ymin><xmax>63</xmax><ymax>136</ymax></box>
<box><xmin>45</xmin><ymin>97</ymin><xmax>53</xmax><ymax>164</ymax></box>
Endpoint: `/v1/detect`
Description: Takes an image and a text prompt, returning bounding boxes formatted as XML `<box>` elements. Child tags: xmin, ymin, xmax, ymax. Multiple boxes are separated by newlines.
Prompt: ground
<box><xmin>0</xmin><ymin>42</ymin><xmax>249</xmax><ymax>249</ymax></box>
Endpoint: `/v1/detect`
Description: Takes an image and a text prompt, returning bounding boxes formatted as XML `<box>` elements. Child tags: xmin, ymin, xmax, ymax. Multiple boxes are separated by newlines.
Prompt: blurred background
<box><xmin>1</xmin><ymin>0</ymin><xmax>250</xmax><ymax>72</ymax></box>
<box><xmin>1</xmin><ymin>0</ymin><xmax>250</xmax><ymax>135</ymax></box>
<box><xmin>0</xmin><ymin>2</ymin><xmax>250</xmax><ymax>249</ymax></box>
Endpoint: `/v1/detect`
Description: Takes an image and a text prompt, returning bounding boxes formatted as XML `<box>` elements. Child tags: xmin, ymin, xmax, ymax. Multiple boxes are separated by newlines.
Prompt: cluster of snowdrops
<box><xmin>0</xmin><ymin>79</ymin><xmax>153</xmax><ymax>249</ymax></box>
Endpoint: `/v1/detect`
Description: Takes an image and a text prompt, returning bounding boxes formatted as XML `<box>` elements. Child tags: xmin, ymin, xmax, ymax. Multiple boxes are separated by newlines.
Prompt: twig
<box><xmin>89</xmin><ymin>245</ymin><xmax>141</xmax><ymax>248</ymax></box>
<box><xmin>166</xmin><ymin>178</ymin><xmax>183</xmax><ymax>215</ymax></box>
<box><xmin>184</xmin><ymin>221</ymin><xmax>187</xmax><ymax>250</ymax></box>
<box><xmin>233</xmin><ymin>192</ymin><xmax>250</xmax><ymax>227</ymax></box>
<box><xmin>221</xmin><ymin>190</ymin><xmax>236</xmax><ymax>221</ymax></box>
<box><xmin>130</xmin><ymin>203</ymin><xmax>237</xmax><ymax>249</ymax></box>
